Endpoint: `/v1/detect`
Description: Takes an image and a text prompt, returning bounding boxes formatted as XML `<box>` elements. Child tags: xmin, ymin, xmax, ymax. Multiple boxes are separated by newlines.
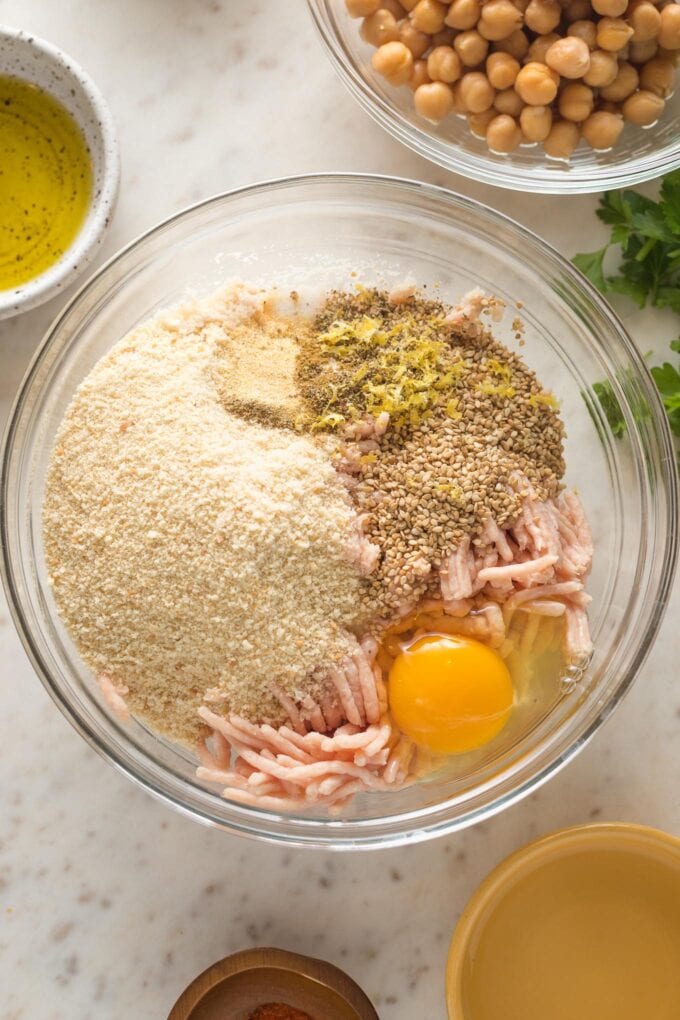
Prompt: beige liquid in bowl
<box><xmin>461</xmin><ymin>845</ymin><xmax>680</xmax><ymax>1020</ymax></box>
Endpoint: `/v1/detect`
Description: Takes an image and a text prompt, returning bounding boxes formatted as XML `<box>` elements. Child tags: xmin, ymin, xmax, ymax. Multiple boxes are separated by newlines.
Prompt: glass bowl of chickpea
<box><xmin>308</xmin><ymin>0</ymin><xmax>680</xmax><ymax>192</ymax></box>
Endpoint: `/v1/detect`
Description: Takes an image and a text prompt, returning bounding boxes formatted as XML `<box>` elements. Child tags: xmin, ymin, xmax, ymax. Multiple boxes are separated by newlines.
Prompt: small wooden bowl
<box><xmin>168</xmin><ymin>948</ymin><xmax>379</xmax><ymax>1020</ymax></box>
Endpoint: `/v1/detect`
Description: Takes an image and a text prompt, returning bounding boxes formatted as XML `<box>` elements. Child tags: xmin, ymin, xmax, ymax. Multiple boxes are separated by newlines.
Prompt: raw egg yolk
<box><xmin>388</xmin><ymin>635</ymin><xmax>513</xmax><ymax>754</ymax></box>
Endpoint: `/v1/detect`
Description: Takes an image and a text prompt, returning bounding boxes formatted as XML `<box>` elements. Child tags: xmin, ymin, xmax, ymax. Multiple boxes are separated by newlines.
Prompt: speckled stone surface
<box><xmin>0</xmin><ymin>3</ymin><xmax>678</xmax><ymax>1018</ymax></box>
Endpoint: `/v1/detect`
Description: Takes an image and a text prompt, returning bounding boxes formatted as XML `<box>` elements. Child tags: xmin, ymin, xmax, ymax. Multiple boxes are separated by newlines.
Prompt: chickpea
<box><xmin>361</xmin><ymin>9</ymin><xmax>400</xmax><ymax>44</ymax></box>
<box><xmin>414</xmin><ymin>80</ymin><xmax>455</xmax><ymax>119</ymax></box>
<box><xmin>629</xmin><ymin>38</ymin><xmax>659</xmax><ymax>61</ymax></box>
<box><xmin>597</xmin><ymin>17</ymin><xmax>635</xmax><ymax>50</ymax></box>
<box><xmin>600</xmin><ymin>60</ymin><xmax>640</xmax><ymax>98</ymax></box>
<box><xmin>568</xmin><ymin>20</ymin><xmax>599</xmax><ymax>49</ymax></box>
<box><xmin>660</xmin><ymin>45</ymin><xmax>680</xmax><ymax>66</ymax></box>
<box><xmin>543</xmin><ymin>119</ymin><xmax>581</xmax><ymax>157</ymax></box>
<box><xmin>658</xmin><ymin>46</ymin><xmax>680</xmax><ymax>65</ymax></box>
<box><xmin>632</xmin><ymin>0</ymin><xmax>662</xmax><ymax>20</ymax></box>
<box><xmin>640</xmin><ymin>53</ymin><xmax>676</xmax><ymax>92</ymax></box>
<box><xmin>445</xmin><ymin>0</ymin><xmax>481</xmax><ymax>30</ymax></box>
<box><xmin>450</xmin><ymin>79</ymin><xmax>470</xmax><ymax>112</ymax></box>
<box><xmin>564</xmin><ymin>0</ymin><xmax>593</xmax><ymax>21</ymax></box>
<box><xmin>384</xmin><ymin>0</ymin><xmax>407</xmax><ymax>13</ymax></box>
<box><xmin>516</xmin><ymin>61</ymin><xmax>560</xmax><ymax>103</ymax></box>
<box><xmin>487</xmin><ymin>51</ymin><xmax>521</xmax><ymax>87</ymax></box>
<box><xmin>486</xmin><ymin>113</ymin><xmax>524</xmax><ymax>150</ymax></box>
<box><xmin>468</xmin><ymin>108</ymin><xmax>498</xmax><ymax>136</ymax></box>
<box><xmin>658</xmin><ymin>4</ymin><xmax>680</xmax><ymax>48</ymax></box>
<box><xmin>581</xmin><ymin>108</ymin><xmax>625</xmax><ymax>146</ymax></box>
<box><xmin>546</xmin><ymin>37</ymin><xmax>592</xmax><ymax>76</ymax></box>
<box><xmin>623</xmin><ymin>87</ymin><xmax>666</xmax><ymax>120</ymax></box>
<box><xmin>514</xmin><ymin>0</ymin><xmax>530</xmax><ymax>13</ymax></box>
<box><xmin>399</xmin><ymin>20</ymin><xmax>431</xmax><ymax>57</ymax></box>
<box><xmin>428</xmin><ymin>44</ymin><xmax>464</xmax><ymax>81</ymax></box>
<box><xmin>372</xmin><ymin>40</ymin><xmax>415</xmax><ymax>83</ymax></box>
<box><xmin>592</xmin><ymin>0</ymin><xmax>627</xmax><ymax>14</ymax></box>
<box><xmin>628</xmin><ymin>1</ymin><xmax>662</xmax><ymax>41</ymax></box>
<box><xmin>583</xmin><ymin>48</ymin><xmax>619</xmax><ymax>84</ymax></box>
<box><xmin>410</xmin><ymin>0</ymin><xmax>448</xmax><ymax>32</ymax></box>
<box><xmin>526</xmin><ymin>33</ymin><xmax>561</xmax><ymax>64</ymax></box>
<box><xmin>494</xmin><ymin>86</ymin><xmax>525</xmax><ymax>112</ymax></box>
<box><xmin>432</xmin><ymin>28</ymin><xmax>457</xmax><ymax>46</ymax></box>
<box><xmin>346</xmin><ymin>0</ymin><xmax>381</xmax><ymax>17</ymax></box>
<box><xmin>524</xmin><ymin>0</ymin><xmax>562</xmax><ymax>34</ymax></box>
<box><xmin>408</xmin><ymin>58</ymin><xmax>432</xmax><ymax>88</ymax></box>
<box><xmin>400</xmin><ymin>0</ymin><xmax>420</xmax><ymax>8</ymax></box>
<box><xmin>520</xmin><ymin>103</ymin><xmax>553</xmax><ymax>139</ymax></box>
<box><xmin>459</xmin><ymin>70</ymin><xmax>497</xmax><ymax>110</ymax></box>
<box><xmin>477</xmin><ymin>0</ymin><xmax>523</xmax><ymax>40</ymax></box>
<box><xmin>494</xmin><ymin>29</ymin><xmax>531</xmax><ymax>59</ymax></box>
<box><xmin>559</xmin><ymin>81</ymin><xmax>595</xmax><ymax>119</ymax></box>
<box><xmin>455</xmin><ymin>29</ymin><xmax>490</xmax><ymax>65</ymax></box>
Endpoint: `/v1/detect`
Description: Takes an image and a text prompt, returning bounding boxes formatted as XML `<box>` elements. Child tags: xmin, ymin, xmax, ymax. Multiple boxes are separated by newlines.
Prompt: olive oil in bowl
<box><xmin>0</xmin><ymin>74</ymin><xmax>93</xmax><ymax>291</ymax></box>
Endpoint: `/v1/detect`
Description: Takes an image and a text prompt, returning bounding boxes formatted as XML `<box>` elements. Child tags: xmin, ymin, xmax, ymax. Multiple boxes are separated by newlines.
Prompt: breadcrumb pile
<box><xmin>43</xmin><ymin>287</ymin><xmax>368</xmax><ymax>742</ymax></box>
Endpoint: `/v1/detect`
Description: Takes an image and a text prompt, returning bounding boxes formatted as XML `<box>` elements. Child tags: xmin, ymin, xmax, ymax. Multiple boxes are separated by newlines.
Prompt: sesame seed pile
<box><xmin>305</xmin><ymin>289</ymin><xmax>565</xmax><ymax>618</ymax></box>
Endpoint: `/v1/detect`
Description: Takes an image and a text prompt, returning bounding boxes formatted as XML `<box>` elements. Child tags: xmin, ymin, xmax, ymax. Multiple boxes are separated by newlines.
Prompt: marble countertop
<box><xmin>1</xmin><ymin>2</ymin><xmax>679</xmax><ymax>1018</ymax></box>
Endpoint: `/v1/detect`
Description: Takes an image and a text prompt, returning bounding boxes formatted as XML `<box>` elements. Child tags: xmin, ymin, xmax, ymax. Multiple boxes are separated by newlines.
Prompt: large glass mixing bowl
<box><xmin>1</xmin><ymin>175</ymin><xmax>677</xmax><ymax>848</ymax></box>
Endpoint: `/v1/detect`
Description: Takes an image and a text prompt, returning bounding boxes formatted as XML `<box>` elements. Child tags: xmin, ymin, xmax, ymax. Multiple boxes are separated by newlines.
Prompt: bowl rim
<box><xmin>445</xmin><ymin>821</ymin><xmax>680</xmax><ymax>1018</ymax></box>
<box><xmin>305</xmin><ymin>0</ymin><xmax>680</xmax><ymax>195</ymax></box>
<box><xmin>167</xmin><ymin>947</ymin><xmax>379</xmax><ymax>1019</ymax></box>
<box><xmin>0</xmin><ymin>26</ymin><xmax>120</xmax><ymax>318</ymax></box>
<box><xmin>1</xmin><ymin>173</ymin><xmax>678</xmax><ymax>849</ymax></box>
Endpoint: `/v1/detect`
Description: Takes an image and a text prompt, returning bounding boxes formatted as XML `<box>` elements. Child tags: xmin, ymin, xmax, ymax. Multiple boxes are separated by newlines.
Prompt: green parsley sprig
<box><xmin>574</xmin><ymin>173</ymin><xmax>680</xmax><ymax>311</ymax></box>
<box><xmin>573</xmin><ymin>174</ymin><xmax>680</xmax><ymax>455</ymax></box>
<box><xmin>651</xmin><ymin>339</ymin><xmax>680</xmax><ymax>441</ymax></box>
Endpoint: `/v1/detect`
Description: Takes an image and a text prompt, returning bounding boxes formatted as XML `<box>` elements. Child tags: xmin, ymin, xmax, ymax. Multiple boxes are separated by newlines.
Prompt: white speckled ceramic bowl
<box><xmin>0</xmin><ymin>27</ymin><xmax>119</xmax><ymax>319</ymax></box>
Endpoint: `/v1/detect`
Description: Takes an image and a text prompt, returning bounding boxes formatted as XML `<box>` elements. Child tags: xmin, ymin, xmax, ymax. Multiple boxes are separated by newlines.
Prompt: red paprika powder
<box><xmin>248</xmin><ymin>1004</ymin><xmax>313</xmax><ymax>1020</ymax></box>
